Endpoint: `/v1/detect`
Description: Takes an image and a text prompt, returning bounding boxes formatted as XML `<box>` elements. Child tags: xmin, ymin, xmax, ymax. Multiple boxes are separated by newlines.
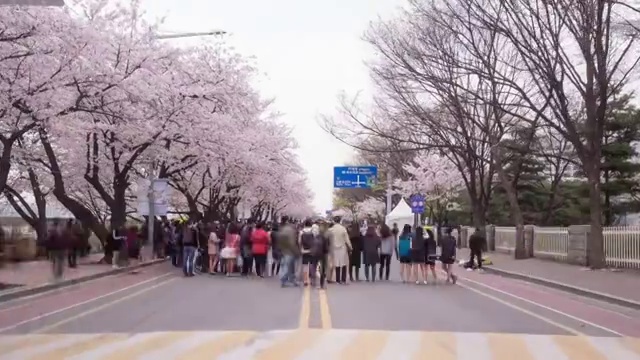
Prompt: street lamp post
<box><xmin>144</xmin><ymin>29</ymin><xmax>225</xmax><ymax>256</ymax></box>
<box><xmin>0</xmin><ymin>0</ymin><xmax>64</xmax><ymax>5</ymax></box>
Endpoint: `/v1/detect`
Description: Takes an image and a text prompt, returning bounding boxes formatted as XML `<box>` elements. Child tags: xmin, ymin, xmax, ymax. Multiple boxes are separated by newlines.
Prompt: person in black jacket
<box><xmin>348</xmin><ymin>223</ymin><xmax>362</xmax><ymax>282</ymax></box>
<box><xmin>468</xmin><ymin>228</ymin><xmax>486</xmax><ymax>270</ymax></box>
<box><xmin>440</xmin><ymin>227</ymin><xmax>458</xmax><ymax>284</ymax></box>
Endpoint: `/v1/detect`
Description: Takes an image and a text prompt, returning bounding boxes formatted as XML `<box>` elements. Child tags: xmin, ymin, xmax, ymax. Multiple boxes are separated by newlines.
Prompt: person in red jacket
<box><xmin>251</xmin><ymin>222</ymin><xmax>270</xmax><ymax>277</ymax></box>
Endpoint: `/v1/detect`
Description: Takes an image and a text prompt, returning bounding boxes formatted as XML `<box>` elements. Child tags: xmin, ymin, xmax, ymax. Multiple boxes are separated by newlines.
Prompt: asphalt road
<box><xmin>0</xmin><ymin>261</ymin><xmax>638</xmax><ymax>359</ymax></box>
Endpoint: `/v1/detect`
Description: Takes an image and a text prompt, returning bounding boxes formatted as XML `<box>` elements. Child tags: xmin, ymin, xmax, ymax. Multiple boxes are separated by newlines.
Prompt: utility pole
<box><xmin>386</xmin><ymin>170</ymin><xmax>393</xmax><ymax>215</ymax></box>
<box><xmin>146</xmin><ymin>160</ymin><xmax>156</xmax><ymax>260</ymax></box>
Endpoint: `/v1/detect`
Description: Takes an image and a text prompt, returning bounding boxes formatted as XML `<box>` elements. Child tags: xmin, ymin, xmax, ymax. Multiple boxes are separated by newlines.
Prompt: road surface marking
<box><xmin>414</xmin><ymin>331</ymin><xmax>456</xmax><ymax>360</ymax></box>
<box><xmin>0</xmin><ymin>330</ymin><xmax>626</xmax><ymax>359</ymax></box>
<box><xmin>338</xmin><ymin>330</ymin><xmax>388</xmax><ymax>359</ymax></box>
<box><xmin>0</xmin><ymin>334</ymin><xmax>100</xmax><ymax>359</ymax></box>
<box><xmin>297</xmin><ymin>329</ymin><xmax>358</xmax><ymax>359</ymax></box>
<box><xmin>32</xmin><ymin>334</ymin><xmax>128</xmax><ymax>359</ymax></box>
<box><xmin>298</xmin><ymin>286</ymin><xmax>310</xmax><ymax>329</ymax></box>
<box><xmin>32</xmin><ymin>277</ymin><xmax>176</xmax><ymax>333</ymax></box>
<box><xmin>457</xmin><ymin>275</ymin><xmax>623</xmax><ymax>336</ymax></box>
<box><xmin>318</xmin><ymin>289</ymin><xmax>332</xmax><ymax>329</ymax></box>
<box><xmin>177</xmin><ymin>331</ymin><xmax>257</xmax><ymax>360</ymax></box>
<box><xmin>456</xmin><ymin>332</ymin><xmax>492</xmax><ymax>360</ymax></box>
<box><xmin>456</xmin><ymin>280</ymin><xmax>584</xmax><ymax>336</ymax></box>
<box><xmin>488</xmin><ymin>333</ymin><xmax>535</xmax><ymax>360</ymax></box>
<box><xmin>102</xmin><ymin>331</ymin><xmax>190</xmax><ymax>359</ymax></box>
<box><xmin>254</xmin><ymin>329</ymin><xmax>321</xmax><ymax>360</ymax></box>
<box><xmin>588</xmin><ymin>337</ymin><xmax>640</xmax><ymax>360</ymax></box>
<box><xmin>138</xmin><ymin>332</ymin><xmax>223</xmax><ymax>359</ymax></box>
<box><xmin>377</xmin><ymin>331</ymin><xmax>421</xmax><ymax>359</ymax></box>
<box><xmin>553</xmin><ymin>335</ymin><xmax>608</xmax><ymax>359</ymax></box>
<box><xmin>0</xmin><ymin>272</ymin><xmax>173</xmax><ymax>333</ymax></box>
<box><xmin>622</xmin><ymin>337</ymin><xmax>640</xmax><ymax>356</ymax></box>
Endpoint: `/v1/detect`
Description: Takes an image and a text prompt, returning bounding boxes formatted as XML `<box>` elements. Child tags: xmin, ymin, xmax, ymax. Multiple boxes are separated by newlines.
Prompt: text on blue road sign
<box><xmin>333</xmin><ymin>166</ymin><xmax>378</xmax><ymax>188</ymax></box>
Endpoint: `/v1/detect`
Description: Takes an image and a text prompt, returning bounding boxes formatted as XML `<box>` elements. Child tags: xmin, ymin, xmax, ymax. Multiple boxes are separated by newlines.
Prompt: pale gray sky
<box><xmin>140</xmin><ymin>0</ymin><xmax>403</xmax><ymax>213</ymax></box>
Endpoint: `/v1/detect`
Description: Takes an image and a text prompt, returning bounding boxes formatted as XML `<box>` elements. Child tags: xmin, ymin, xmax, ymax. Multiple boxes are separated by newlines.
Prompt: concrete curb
<box><xmin>0</xmin><ymin>258</ymin><xmax>167</xmax><ymax>303</ymax></box>
<box><xmin>483</xmin><ymin>266</ymin><xmax>640</xmax><ymax>311</ymax></box>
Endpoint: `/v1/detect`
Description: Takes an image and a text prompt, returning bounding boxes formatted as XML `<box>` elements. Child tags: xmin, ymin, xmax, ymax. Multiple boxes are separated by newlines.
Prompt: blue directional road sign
<box><xmin>410</xmin><ymin>194</ymin><xmax>426</xmax><ymax>214</ymax></box>
<box><xmin>333</xmin><ymin>166</ymin><xmax>378</xmax><ymax>189</ymax></box>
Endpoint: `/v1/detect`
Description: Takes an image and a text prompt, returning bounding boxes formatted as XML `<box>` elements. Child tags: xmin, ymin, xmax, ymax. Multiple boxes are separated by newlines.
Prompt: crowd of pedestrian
<box><xmin>39</xmin><ymin>214</ymin><xmax>481</xmax><ymax>286</ymax></box>
<box><xmin>167</xmin><ymin>215</ymin><xmax>471</xmax><ymax>288</ymax></box>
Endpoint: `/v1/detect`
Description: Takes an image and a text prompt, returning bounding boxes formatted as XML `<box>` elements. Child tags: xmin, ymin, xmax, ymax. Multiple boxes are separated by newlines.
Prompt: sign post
<box><xmin>333</xmin><ymin>166</ymin><xmax>378</xmax><ymax>189</ymax></box>
<box><xmin>409</xmin><ymin>194</ymin><xmax>426</xmax><ymax>228</ymax></box>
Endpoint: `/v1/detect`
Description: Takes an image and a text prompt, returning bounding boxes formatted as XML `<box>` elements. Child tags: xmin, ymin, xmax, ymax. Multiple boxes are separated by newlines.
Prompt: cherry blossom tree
<box><xmin>1</xmin><ymin>0</ymin><xmax>316</xmax><ymax>243</ymax></box>
<box><xmin>356</xmin><ymin>197</ymin><xmax>385</xmax><ymax>220</ymax></box>
<box><xmin>395</xmin><ymin>153</ymin><xmax>464</xmax><ymax>221</ymax></box>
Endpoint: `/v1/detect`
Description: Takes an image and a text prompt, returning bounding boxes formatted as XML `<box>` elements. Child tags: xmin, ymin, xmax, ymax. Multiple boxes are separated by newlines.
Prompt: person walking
<box><xmin>278</xmin><ymin>216</ymin><xmax>300</xmax><ymax>287</ymax></box>
<box><xmin>181</xmin><ymin>221</ymin><xmax>199</xmax><ymax>277</ymax></box>
<box><xmin>411</xmin><ymin>226</ymin><xmax>427</xmax><ymax>284</ymax></box>
<box><xmin>378</xmin><ymin>224</ymin><xmax>394</xmax><ymax>281</ymax></box>
<box><xmin>270</xmin><ymin>223</ymin><xmax>281</xmax><ymax>276</ymax></box>
<box><xmin>397</xmin><ymin>224</ymin><xmax>413</xmax><ymax>283</ymax></box>
<box><xmin>240</xmin><ymin>223</ymin><xmax>254</xmax><ymax>277</ymax></box>
<box><xmin>220</xmin><ymin>223</ymin><xmax>240</xmax><ymax>276</ymax></box>
<box><xmin>362</xmin><ymin>225</ymin><xmax>381</xmax><ymax>282</ymax></box>
<box><xmin>327</xmin><ymin>216</ymin><xmax>352</xmax><ymax>285</ymax></box>
<box><xmin>299</xmin><ymin>220</ymin><xmax>315</xmax><ymax>286</ymax></box>
<box><xmin>208</xmin><ymin>225</ymin><xmax>221</xmax><ymax>274</ymax></box>
<box><xmin>46</xmin><ymin>220</ymin><xmax>67</xmax><ymax>282</ymax></box>
<box><xmin>251</xmin><ymin>222</ymin><xmax>270</xmax><ymax>277</ymax></box>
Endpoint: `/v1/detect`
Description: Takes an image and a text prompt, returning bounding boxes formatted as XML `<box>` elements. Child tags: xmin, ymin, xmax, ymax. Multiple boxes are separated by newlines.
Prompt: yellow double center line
<box><xmin>298</xmin><ymin>287</ymin><xmax>332</xmax><ymax>329</ymax></box>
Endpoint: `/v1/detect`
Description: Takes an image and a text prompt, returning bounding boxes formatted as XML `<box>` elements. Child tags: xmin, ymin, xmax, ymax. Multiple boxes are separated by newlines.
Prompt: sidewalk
<box><xmin>0</xmin><ymin>248</ymin><xmax>163</xmax><ymax>302</ymax></box>
<box><xmin>459</xmin><ymin>249</ymin><xmax>640</xmax><ymax>308</ymax></box>
<box><xmin>0</xmin><ymin>253</ymin><xmax>108</xmax><ymax>288</ymax></box>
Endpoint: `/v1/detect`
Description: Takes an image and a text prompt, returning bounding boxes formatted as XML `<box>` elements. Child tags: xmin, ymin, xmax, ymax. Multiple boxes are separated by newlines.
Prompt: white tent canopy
<box><xmin>385</xmin><ymin>198</ymin><xmax>413</xmax><ymax>228</ymax></box>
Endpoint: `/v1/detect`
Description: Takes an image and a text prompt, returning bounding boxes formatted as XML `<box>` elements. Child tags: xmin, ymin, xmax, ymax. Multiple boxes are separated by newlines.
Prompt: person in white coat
<box><xmin>326</xmin><ymin>216</ymin><xmax>352</xmax><ymax>284</ymax></box>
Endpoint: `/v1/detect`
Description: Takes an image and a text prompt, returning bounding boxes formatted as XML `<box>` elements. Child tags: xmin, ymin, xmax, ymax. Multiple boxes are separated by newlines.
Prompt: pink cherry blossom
<box><xmin>394</xmin><ymin>153</ymin><xmax>464</xmax><ymax>202</ymax></box>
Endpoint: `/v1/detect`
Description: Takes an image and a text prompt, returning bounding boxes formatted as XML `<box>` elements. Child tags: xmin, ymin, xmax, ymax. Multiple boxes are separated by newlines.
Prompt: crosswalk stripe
<box><xmin>488</xmin><ymin>333</ymin><xmax>535</xmax><ymax>360</ymax></box>
<box><xmin>0</xmin><ymin>334</ymin><xmax>63</xmax><ymax>356</ymax></box>
<box><xmin>378</xmin><ymin>331</ymin><xmax>421</xmax><ymax>360</ymax></box>
<box><xmin>254</xmin><ymin>329</ymin><xmax>322</xmax><ymax>360</ymax></box>
<box><xmin>217</xmin><ymin>330</ymin><xmax>288</xmax><ymax>359</ymax></box>
<box><xmin>623</xmin><ymin>338</ymin><xmax>640</xmax><ymax>356</ymax></box>
<box><xmin>339</xmin><ymin>330</ymin><xmax>389</xmax><ymax>359</ymax></box>
<box><xmin>553</xmin><ymin>335</ymin><xmax>607</xmax><ymax>359</ymax></box>
<box><xmin>415</xmin><ymin>331</ymin><xmax>456</xmax><ymax>359</ymax></box>
<box><xmin>31</xmin><ymin>334</ymin><xmax>128</xmax><ymax>360</ymax></box>
<box><xmin>0</xmin><ymin>330</ymin><xmax>637</xmax><ymax>359</ymax></box>
<box><xmin>102</xmin><ymin>331</ymin><xmax>190</xmax><ymax>359</ymax></box>
<box><xmin>67</xmin><ymin>333</ymin><xmax>161</xmax><ymax>360</ymax></box>
<box><xmin>588</xmin><ymin>337</ymin><xmax>640</xmax><ymax>360</ymax></box>
<box><xmin>297</xmin><ymin>329</ymin><xmax>357</xmax><ymax>360</ymax></box>
<box><xmin>457</xmin><ymin>333</ymin><xmax>491</xmax><ymax>360</ymax></box>
<box><xmin>138</xmin><ymin>331</ymin><xmax>224</xmax><ymax>360</ymax></box>
<box><xmin>1</xmin><ymin>334</ymin><xmax>99</xmax><ymax>359</ymax></box>
<box><xmin>180</xmin><ymin>331</ymin><xmax>257</xmax><ymax>360</ymax></box>
<box><xmin>525</xmin><ymin>334</ymin><xmax>569</xmax><ymax>360</ymax></box>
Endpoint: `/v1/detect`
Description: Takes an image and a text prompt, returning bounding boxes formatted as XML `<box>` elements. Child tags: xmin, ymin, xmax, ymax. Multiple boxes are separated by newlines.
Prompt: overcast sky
<box><xmin>140</xmin><ymin>0</ymin><xmax>403</xmax><ymax>213</ymax></box>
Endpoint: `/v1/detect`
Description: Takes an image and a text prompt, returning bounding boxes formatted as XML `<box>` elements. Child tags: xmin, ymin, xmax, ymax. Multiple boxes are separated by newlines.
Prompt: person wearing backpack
<box><xmin>298</xmin><ymin>219</ymin><xmax>315</xmax><ymax>286</ymax></box>
<box><xmin>397</xmin><ymin>224</ymin><xmax>413</xmax><ymax>283</ymax></box>
<box><xmin>311</xmin><ymin>221</ymin><xmax>330</xmax><ymax>288</ymax></box>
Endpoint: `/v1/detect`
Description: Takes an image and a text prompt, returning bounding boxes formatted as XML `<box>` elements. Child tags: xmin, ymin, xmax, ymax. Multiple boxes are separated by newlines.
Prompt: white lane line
<box><xmin>297</xmin><ymin>329</ymin><xmax>358</xmax><ymax>360</ymax></box>
<box><xmin>376</xmin><ymin>331</ymin><xmax>421</xmax><ymax>360</ymax></box>
<box><xmin>458</xmin><ymin>275</ymin><xmax>623</xmax><ymax>336</ymax></box>
<box><xmin>0</xmin><ymin>273</ymin><xmax>173</xmax><ymax>334</ymax></box>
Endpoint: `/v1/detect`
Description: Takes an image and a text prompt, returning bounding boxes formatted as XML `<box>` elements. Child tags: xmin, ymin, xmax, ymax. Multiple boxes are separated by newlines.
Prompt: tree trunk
<box><xmin>586</xmin><ymin>163</ymin><xmax>606</xmax><ymax>268</ymax></box>
<box><xmin>109</xmin><ymin>177</ymin><xmax>128</xmax><ymax>230</ymax></box>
